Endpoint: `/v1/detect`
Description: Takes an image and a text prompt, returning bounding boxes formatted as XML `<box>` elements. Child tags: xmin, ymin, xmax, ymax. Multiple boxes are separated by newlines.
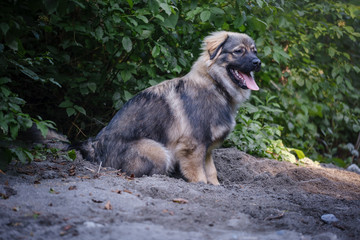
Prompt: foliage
<box><xmin>0</xmin><ymin>0</ymin><xmax>359</xmax><ymax>168</ymax></box>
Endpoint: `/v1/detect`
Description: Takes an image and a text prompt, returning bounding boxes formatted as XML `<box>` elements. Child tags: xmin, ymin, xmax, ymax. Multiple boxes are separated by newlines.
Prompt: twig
<box><xmin>353</xmin><ymin>132</ymin><xmax>360</xmax><ymax>164</ymax></box>
<box><xmin>265</xmin><ymin>211</ymin><xmax>285</xmax><ymax>221</ymax></box>
<box><xmin>72</xmin><ymin>121</ymin><xmax>87</xmax><ymax>138</ymax></box>
<box><xmin>97</xmin><ymin>161</ymin><xmax>103</xmax><ymax>174</ymax></box>
<box><xmin>84</xmin><ymin>167</ymin><xmax>95</xmax><ymax>173</ymax></box>
<box><xmin>270</xmin><ymin>80</ymin><xmax>281</xmax><ymax>91</ymax></box>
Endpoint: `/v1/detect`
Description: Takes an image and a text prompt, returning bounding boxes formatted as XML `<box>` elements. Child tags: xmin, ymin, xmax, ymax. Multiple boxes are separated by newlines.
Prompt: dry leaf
<box><xmin>49</xmin><ymin>188</ymin><xmax>60</xmax><ymax>194</ymax></box>
<box><xmin>104</xmin><ymin>201</ymin><xmax>112</xmax><ymax>210</ymax></box>
<box><xmin>68</xmin><ymin>165</ymin><xmax>76</xmax><ymax>176</ymax></box>
<box><xmin>111</xmin><ymin>190</ymin><xmax>122</xmax><ymax>194</ymax></box>
<box><xmin>125</xmin><ymin>174</ymin><xmax>135</xmax><ymax>180</ymax></box>
<box><xmin>68</xmin><ymin>186</ymin><xmax>77</xmax><ymax>190</ymax></box>
<box><xmin>123</xmin><ymin>189</ymin><xmax>132</xmax><ymax>194</ymax></box>
<box><xmin>63</xmin><ymin>225</ymin><xmax>73</xmax><ymax>231</ymax></box>
<box><xmin>77</xmin><ymin>175</ymin><xmax>91</xmax><ymax>179</ymax></box>
<box><xmin>162</xmin><ymin>209</ymin><xmax>174</xmax><ymax>215</ymax></box>
<box><xmin>172</xmin><ymin>198</ymin><xmax>188</xmax><ymax>204</ymax></box>
<box><xmin>91</xmin><ymin>199</ymin><xmax>103</xmax><ymax>203</ymax></box>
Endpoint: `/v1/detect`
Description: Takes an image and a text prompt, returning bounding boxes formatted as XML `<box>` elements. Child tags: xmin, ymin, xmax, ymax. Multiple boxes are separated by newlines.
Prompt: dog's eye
<box><xmin>234</xmin><ymin>48</ymin><xmax>245</xmax><ymax>54</ymax></box>
<box><xmin>252</xmin><ymin>48</ymin><xmax>258</xmax><ymax>54</ymax></box>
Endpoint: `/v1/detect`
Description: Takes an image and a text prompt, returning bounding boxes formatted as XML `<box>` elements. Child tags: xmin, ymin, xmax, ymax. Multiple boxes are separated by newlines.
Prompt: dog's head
<box><xmin>203</xmin><ymin>31</ymin><xmax>261</xmax><ymax>91</ymax></box>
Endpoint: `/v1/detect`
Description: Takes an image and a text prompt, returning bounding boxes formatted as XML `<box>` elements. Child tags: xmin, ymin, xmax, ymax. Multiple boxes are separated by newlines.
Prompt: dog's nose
<box><xmin>252</xmin><ymin>58</ymin><xmax>261</xmax><ymax>67</ymax></box>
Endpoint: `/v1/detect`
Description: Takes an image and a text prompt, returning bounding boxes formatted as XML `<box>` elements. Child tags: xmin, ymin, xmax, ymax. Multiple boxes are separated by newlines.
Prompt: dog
<box><xmin>78</xmin><ymin>31</ymin><xmax>261</xmax><ymax>185</ymax></box>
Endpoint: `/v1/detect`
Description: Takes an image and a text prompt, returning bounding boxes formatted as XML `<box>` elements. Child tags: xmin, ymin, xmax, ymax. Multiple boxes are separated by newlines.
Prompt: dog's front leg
<box><xmin>205</xmin><ymin>154</ymin><xmax>220</xmax><ymax>185</ymax></box>
<box><xmin>175</xmin><ymin>139</ymin><xmax>208</xmax><ymax>183</ymax></box>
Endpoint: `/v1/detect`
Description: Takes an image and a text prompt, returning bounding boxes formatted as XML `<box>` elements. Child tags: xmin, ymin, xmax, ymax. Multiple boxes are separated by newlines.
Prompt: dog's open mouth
<box><xmin>229</xmin><ymin>69</ymin><xmax>259</xmax><ymax>91</ymax></box>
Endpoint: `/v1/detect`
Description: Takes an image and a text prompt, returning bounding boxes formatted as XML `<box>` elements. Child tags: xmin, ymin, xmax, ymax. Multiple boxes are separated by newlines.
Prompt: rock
<box><xmin>347</xmin><ymin>164</ymin><xmax>360</xmax><ymax>174</ymax></box>
<box><xmin>321</xmin><ymin>214</ymin><xmax>339</xmax><ymax>224</ymax></box>
<box><xmin>226</xmin><ymin>213</ymin><xmax>251</xmax><ymax>230</ymax></box>
<box><xmin>83</xmin><ymin>221</ymin><xmax>104</xmax><ymax>228</ymax></box>
<box><xmin>313</xmin><ymin>232</ymin><xmax>338</xmax><ymax>240</ymax></box>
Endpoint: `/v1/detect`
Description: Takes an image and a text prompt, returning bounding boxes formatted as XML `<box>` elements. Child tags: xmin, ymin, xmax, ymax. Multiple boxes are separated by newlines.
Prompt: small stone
<box><xmin>83</xmin><ymin>221</ymin><xmax>104</xmax><ymax>228</ymax></box>
<box><xmin>347</xmin><ymin>164</ymin><xmax>360</xmax><ymax>174</ymax></box>
<box><xmin>321</xmin><ymin>214</ymin><xmax>339</xmax><ymax>224</ymax></box>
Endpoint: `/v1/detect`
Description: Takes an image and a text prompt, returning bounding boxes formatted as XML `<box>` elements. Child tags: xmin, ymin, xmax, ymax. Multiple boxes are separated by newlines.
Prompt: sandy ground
<box><xmin>1</xmin><ymin>148</ymin><xmax>360</xmax><ymax>240</ymax></box>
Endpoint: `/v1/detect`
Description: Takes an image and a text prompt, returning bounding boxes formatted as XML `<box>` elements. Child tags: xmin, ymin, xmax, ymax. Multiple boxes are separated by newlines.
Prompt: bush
<box><xmin>0</xmin><ymin>0</ymin><xmax>359</xmax><ymax>168</ymax></box>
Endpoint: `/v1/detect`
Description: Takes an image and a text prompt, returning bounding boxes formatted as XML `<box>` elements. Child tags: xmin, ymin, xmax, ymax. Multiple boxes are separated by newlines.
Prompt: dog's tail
<box><xmin>69</xmin><ymin>139</ymin><xmax>98</xmax><ymax>163</ymax></box>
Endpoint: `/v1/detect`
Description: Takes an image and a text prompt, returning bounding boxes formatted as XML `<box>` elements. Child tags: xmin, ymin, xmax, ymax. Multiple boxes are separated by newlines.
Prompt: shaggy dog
<box><xmin>78</xmin><ymin>31</ymin><xmax>261</xmax><ymax>185</ymax></box>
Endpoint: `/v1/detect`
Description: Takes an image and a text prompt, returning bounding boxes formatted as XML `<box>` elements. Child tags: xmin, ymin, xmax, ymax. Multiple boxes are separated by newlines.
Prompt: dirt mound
<box><xmin>1</xmin><ymin>148</ymin><xmax>360</xmax><ymax>239</ymax></box>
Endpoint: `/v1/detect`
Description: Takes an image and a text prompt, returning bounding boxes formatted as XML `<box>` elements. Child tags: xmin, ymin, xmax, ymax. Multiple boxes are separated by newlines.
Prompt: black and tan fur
<box><xmin>78</xmin><ymin>31</ymin><xmax>261</xmax><ymax>185</ymax></box>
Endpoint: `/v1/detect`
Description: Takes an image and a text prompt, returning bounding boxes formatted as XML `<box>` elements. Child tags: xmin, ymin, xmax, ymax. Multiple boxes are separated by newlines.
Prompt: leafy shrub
<box><xmin>0</xmin><ymin>0</ymin><xmax>359</xmax><ymax>168</ymax></box>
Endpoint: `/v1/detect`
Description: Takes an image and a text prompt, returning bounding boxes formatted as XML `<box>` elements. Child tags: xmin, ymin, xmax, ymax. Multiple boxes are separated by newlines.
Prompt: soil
<box><xmin>1</xmin><ymin>148</ymin><xmax>360</xmax><ymax>240</ymax></box>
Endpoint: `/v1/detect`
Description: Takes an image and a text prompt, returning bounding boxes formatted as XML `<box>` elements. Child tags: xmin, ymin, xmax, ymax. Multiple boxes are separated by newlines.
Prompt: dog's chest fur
<box><xmin>149</xmin><ymin>76</ymin><xmax>237</xmax><ymax>151</ymax></box>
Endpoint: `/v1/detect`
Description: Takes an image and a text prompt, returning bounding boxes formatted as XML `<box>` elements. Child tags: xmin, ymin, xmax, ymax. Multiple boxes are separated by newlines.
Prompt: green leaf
<box><xmin>43</xmin><ymin>0</ymin><xmax>59</xmax><ymax>14</ymax></box>
<box><xmin>353</xmin><ymin>66</ymin><xmax>360</xmax><ymax>73</ymax></box>
<box><xmin>0</xmin><ymin>77</ymin><xmax>11</xmax><ymax>85</ymax></box>
<box><xmin>7</xmin><ymin>39</ymin><xmax>18</xmax><ymax>51</ymax></box>
<box><xmin>17</xmin><ymin>115</ymin><xmax>33</xmax><ymax>129</ymax></box>
<box><xmin>152</xmin><ymin>45</ymin><xmax>160</xmax><ymax>58</ymax></box>
<box><xmin>273</xmin><ymin>52</ymin><xmax>280</xmax><ymax>64</ymax></box>
<box><xmin>136</xmin><ymin>15</ymin><xmax>148</xmax><ymax>24</ymax></box>
<box><xmin>263</xmin><ymin>46</ymin><xmax>271</xmax><ymax>56</ymax></box>
<box><xmin>48</xmin><ymin>78</ymin><xmax>62</xmax><ymax>88</ymax></box>
<box><xmin>10</xmin><ymin>123</ymin><xmax>20</xmax><ymax>139</ymax></box>
<box><xmin>59</xmin><ymin>100</ymin><xmax>73</xmax><ymax>108</ymax></box>
<box><xmin>127</xmin><ymin>17</ymin><xmax>138</xmax><ymax>27</ymax></box>
<box><xmin>87</xmin><ymin>82</ymin><xmax>96</xmax><ymax>93</ymax></box>
<box><xmin>247</xmin><ymin>16</ymin><xmax>267</xmax><ymax>33</ymax></box>
<box><xmin>162</xmin><ymin>14</ymin><xmax>178</xmax><ymax>29</ymax></box>
<box><xmin>95</xmin><ymin>26</ymin><xmax>104</xmax><ymax>40</ymax></box>
<box><xmin>0</xmin><ymin>23</ymin><xmax>9</xmax><ymax>36</ymax></box>
<box><xmin>124</xmin><ymin>90</ymin><xmax>133</xmax><ymax>101</ymax></box>
<box><xmin>256</xmin><ymin>0</ymin><xmax>264</xmax><ymax>8</ymax></box>
<box><xmin>121</xmin><ymin>71</ymin><xmax>132</xmax><ymax>82</ymax></box>
<box><xmin>295</xmin><ymin>77</ymin><xmax>304</xmax><ymax>87</ymax></box>
<box><xmin>12</xmin><ymin>148</ymin><xmax>28</xmax><ymax>163</ymax></box>
<box><xmin>122</xmin><ymin>36</ymin><xmax>132</xmax><ymax>52</ymax></box>
<box><xmin>328</xmin><ymin>47</ymin><xmax>335</xmax><ymax>57</ymax></box>
<box><xmin>127</xmin><ymin>0</ymin><xmax>133</xmax><ymax>8</ymax></box>
<box><xmin>71</xmin><ymin>0</ymin><xmax>85</xmax><ymax>8</ymax></box>
<box><xmin>36</xmin><ymin>121</ymin><xmax>49</xmax><ymax>138</ymax></box>
<box><xmin>210</xmin><ymin>7</ymin><xmax>225</xmax><ymax>15</ymax></box>
<box><xmin>20</xmin><ymin>67</ymin><xmax>40</xmax><ymax>81</ymax></box>
<box><xmin>159</xmin><ymin>3</ymin><xmax>172</xmax><ymax>15</ymax></box>
<box><xmin>67</xmin><ymin>149</ymin><xmax>77</xmax><ymax>161</ymax></box>
<box><xmin>66</xmin><ymin>107</ymin><xmax>76</xmax><ymax>117</ymax></box>
<box><xmin>290</xmin><ymin>148</ymin><xmax>305</xmax><ymax>159</ymax></box>
<box><xmin>155</xmin><ymin>14</ymin><xmax>165</xmax><ymax>22</ymax></box>
<box><xmin>149</xmin><ymin>80</ymin><xmax>158</xmax><ymax>86</ymax></box>
<box><xmin>200</xmin><ymin>11</ymin><xmax>211</xmax><ymax>22</ymax></box>
<box><xmin>74</xmin><ymin>105</ymin><xmax>86</xmax><ymax>115</ymax></box>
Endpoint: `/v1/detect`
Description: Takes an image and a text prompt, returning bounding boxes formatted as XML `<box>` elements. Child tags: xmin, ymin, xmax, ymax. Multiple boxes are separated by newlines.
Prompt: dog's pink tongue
<box><xmin>241</xmin><ymin>73</ymin><xmax>259</xmax><ymax>91</ymax></box>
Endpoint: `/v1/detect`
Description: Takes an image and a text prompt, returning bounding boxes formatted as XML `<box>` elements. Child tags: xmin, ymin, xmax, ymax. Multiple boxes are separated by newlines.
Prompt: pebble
<box><xmin>347</xmin><ymin>164</ymin><xmax>360</xmax><ymax>174</ymax></box>
<box><xmin>321</xmin><ymin>214</ymin><xmax>339</xmax><ymax>224</ymax></box>
<box><xmin>83</xmin><ymin>221</ymin><xmax>104</xmax><ymax>228</ymax></box>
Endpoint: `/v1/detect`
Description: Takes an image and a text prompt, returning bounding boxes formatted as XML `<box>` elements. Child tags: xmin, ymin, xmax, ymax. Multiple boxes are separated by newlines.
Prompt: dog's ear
<box><xmin>204</xmin><ymin>31</ymin><xmax>229</xmax><ymax>60</ymax></box>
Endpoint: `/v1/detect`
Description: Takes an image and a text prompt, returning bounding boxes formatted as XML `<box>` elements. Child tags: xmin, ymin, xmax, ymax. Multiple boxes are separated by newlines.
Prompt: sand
<box><xmin>1</xmin><ymin>148</ymin><xmax>360</xmax><ymax>240</ymax></box>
